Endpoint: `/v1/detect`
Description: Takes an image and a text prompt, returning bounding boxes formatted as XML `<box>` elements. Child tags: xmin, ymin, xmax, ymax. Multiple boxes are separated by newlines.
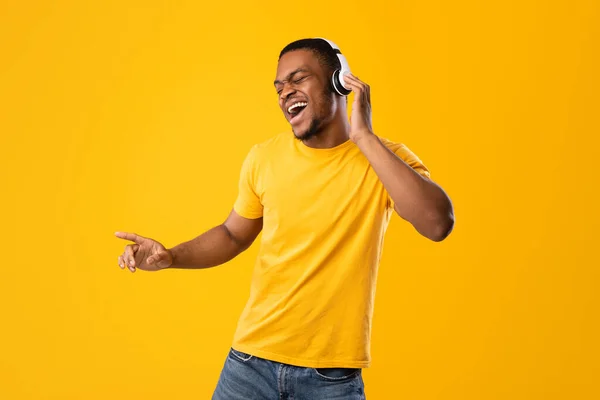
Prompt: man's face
<box><xmin>274</xmin><ymin>49</ymin><xmax>335</xmax><ymax>141</ymax></box>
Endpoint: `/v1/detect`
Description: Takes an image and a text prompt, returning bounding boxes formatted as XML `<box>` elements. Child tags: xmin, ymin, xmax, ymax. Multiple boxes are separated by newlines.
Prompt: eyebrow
<box><xmin>273</xmin><ymin>68</ymin><xmax>310</xmax><ymax>86</ymax></box>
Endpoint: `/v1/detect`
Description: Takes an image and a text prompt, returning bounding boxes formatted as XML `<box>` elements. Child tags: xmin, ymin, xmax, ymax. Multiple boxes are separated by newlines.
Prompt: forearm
<box><xmin>355</xmin><ymin>133</ymin><xmax>454</xmax><ymax>241</ymax></box>
<box><xmin>166</xmin><ymin>225</ymin><xmax>245</xmax><ymax>269</ymax></box>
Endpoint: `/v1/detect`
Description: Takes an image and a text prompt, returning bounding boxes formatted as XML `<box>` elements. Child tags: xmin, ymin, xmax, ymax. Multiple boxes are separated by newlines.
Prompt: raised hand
<box><xmin>343</xmin><ymin>73</ymin><xmax>375</xmax><ymax>143</ymax></box>
<box><xmin>115</xmin><ymin>231</ymin><xmax>173</xmax><ymax>272</ymax></box>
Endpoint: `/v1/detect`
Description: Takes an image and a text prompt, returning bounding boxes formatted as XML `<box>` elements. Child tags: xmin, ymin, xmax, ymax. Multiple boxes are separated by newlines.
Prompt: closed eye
<box><xmin>274</xmin><ymin>75</ymin><xmax>309</xmax><ymax>95</ymax></box>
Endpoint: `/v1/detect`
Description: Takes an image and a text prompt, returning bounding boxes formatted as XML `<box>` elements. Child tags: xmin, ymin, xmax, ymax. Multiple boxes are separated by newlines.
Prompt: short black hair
<box><xmin>278</xmin><ymin>38</ymin><xmax>340</xmax><ymax>78</ymax></box>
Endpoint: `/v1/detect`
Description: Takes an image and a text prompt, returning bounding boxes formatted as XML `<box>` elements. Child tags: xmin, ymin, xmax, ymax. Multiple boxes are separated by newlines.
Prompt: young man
<box><xmin>115</xmin><ymin>38</ymin><xmax>454</xmax><ymax>399</ymax></box>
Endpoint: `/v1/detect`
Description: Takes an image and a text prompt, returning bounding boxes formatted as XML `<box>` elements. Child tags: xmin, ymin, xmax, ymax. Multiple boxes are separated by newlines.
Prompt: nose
<box><xmin>279</xmin><ymin>83</ymin><xmax>296</xmax><ymax>102</ymax></box>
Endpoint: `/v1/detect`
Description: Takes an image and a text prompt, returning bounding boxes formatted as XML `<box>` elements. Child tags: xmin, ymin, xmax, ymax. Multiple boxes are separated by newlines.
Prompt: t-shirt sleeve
<box><xmin>388</xmin><ymin>143</ymin><xmax>431</xmax><ymax>210</ymax></box>
<box><xmin>233</xmin><ymin>145</ymin><xmax>264</xmax><ymax>219</ymax></box>
<box><xmin>394</xmin><ymin>143</ymin><xmax>430</xmax><ymax>178</ymax></box>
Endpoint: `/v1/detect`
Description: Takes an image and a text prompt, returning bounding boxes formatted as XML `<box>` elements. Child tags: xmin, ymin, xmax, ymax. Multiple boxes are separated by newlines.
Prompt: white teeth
<box><xmin>287</xmin><ymin>102</ymin><xmax>307</xmax><ymax>113</ymax></box>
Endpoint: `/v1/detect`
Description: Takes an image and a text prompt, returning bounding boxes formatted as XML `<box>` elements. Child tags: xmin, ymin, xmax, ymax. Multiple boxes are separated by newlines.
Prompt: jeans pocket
<box><xmin>229</xmin><ymin>347</ymin><xmax>254</xmax><ymax>362</ymax></box>
<box><xmin>313</xmin><ymin>367</ymin><xmax>361</xmax><ymax>381</ymax></box>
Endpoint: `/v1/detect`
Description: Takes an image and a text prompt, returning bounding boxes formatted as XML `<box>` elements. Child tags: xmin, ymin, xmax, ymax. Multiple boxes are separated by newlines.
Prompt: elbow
<box><xmin>427</xmin><ymin>211</ymin><xmax>455</xmax><ymax>242</ymax></box>
<box><xmin>221</xmin><ymin>224</ymin><xmax>250</xmax><ymax>253</ymax></box>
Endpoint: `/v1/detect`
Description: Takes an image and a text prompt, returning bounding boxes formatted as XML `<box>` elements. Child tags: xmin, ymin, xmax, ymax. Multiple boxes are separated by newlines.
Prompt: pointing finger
<box><xmin>114</xmin><ymin>231</ymin><xmax>145</xmax><ymax>244</ymax></box>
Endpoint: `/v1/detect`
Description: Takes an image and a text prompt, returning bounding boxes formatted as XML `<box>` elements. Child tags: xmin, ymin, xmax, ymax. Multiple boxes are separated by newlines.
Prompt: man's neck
<box><xmin>301</xmin><ymin>114</ymin><xmax>351</xmax><ymax>149</ymax></box>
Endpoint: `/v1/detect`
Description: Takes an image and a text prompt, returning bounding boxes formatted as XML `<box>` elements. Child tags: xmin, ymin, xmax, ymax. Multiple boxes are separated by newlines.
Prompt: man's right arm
<box><xmin>166</xmin><ymin>209</ymin><xmax>262</xmax><ymax>269</ymax></box>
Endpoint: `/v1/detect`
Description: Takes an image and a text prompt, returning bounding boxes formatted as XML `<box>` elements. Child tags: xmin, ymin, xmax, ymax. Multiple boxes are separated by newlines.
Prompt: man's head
<box><xmin>274</xmin><ymin>38</ymin><xmax>347</xmax><ymax>142</ymax></box>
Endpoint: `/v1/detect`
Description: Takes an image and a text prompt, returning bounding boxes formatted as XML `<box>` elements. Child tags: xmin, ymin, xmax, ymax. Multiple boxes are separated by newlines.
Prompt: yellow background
<box><xmin>1</xmin><ymin>0</ymin><xmax>598</xmax><ymax>398</ymax></box>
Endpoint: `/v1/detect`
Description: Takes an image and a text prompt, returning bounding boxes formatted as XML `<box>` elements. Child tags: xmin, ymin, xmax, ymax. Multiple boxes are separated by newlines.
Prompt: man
<box><xmin>115</xmin><ymin>38</ymin><xmax>454</xmax><ymax>399</ymax></box>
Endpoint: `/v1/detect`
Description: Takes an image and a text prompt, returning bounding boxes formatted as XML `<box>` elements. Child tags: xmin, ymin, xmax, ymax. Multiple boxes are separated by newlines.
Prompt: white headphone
<box><xmin>315</xmin><ymin>37</ymin><xmax>352</xmax><ymax>96</ymax></box>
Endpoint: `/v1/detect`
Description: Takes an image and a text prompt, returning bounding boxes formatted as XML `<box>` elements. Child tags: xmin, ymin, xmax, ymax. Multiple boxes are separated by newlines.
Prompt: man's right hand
<box><xmin>115</xmin><ymin>231</ymin><xmax>173</xmax><ymax>272</ymax></box>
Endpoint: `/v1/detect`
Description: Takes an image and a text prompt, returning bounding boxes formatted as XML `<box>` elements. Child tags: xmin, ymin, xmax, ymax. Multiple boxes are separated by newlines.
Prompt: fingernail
<box><xmin>129</xmin><ymin>260</ymin><xmax>134</xmax><ymax>266</ymax></box>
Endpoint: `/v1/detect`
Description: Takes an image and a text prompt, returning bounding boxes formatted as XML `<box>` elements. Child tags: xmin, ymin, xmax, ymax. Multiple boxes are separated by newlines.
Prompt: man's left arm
<box><xmin>357</xmin><ymin>134</ymin><xmax>454</xmax><ymax>241</ymax></box>
<box><xmin>343</xmin><ymin>73</ymin><xmax>455</xmax><ymax>242</ymax></box>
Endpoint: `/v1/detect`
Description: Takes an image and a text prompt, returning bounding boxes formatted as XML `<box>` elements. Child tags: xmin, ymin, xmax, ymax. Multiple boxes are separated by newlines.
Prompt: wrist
<box><xmin>353</xmin><ymin>130</ymin><xmax>378</xmax><ymax>147</ymax></box>
<box><xmin>165</xmin><ymin>248</ymin><xmax>176</xmax><ymax>269</ymax></box>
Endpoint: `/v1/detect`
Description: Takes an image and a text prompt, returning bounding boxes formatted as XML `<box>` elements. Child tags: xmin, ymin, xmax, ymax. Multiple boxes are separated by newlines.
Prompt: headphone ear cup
<box><xmin>332</xmin><ymin>69</ymin><xmax>352</xmax><ymax>96</ymax></box>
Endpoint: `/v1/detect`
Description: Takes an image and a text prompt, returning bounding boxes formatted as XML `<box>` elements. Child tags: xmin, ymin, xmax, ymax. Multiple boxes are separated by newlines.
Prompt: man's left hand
<box><xmin>343</xmin><ymin>73</ymin><xmax>375</xmax><ymax>143</ymax></box>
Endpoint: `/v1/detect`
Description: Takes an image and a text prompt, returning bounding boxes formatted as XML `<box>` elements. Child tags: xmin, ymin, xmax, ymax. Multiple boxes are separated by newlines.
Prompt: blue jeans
<box><xmin>212</xmin><ymin>347</ymin><xmax>366</xmax><ymax>399</ymax></box>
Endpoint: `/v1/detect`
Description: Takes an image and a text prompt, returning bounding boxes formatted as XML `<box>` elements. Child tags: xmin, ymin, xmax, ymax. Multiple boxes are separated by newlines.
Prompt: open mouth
<box><xmin>287</xmin><ymin>101</ymin><xmax>308</xmax><ymax>123</ymax></box>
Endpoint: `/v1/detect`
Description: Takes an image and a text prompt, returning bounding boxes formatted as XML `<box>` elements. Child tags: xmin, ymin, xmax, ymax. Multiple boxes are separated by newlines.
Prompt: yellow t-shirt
<box><xmin>231</xmin><ymin>132</ymin><xmax>430</xmax><ymax>368</ymax></box>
